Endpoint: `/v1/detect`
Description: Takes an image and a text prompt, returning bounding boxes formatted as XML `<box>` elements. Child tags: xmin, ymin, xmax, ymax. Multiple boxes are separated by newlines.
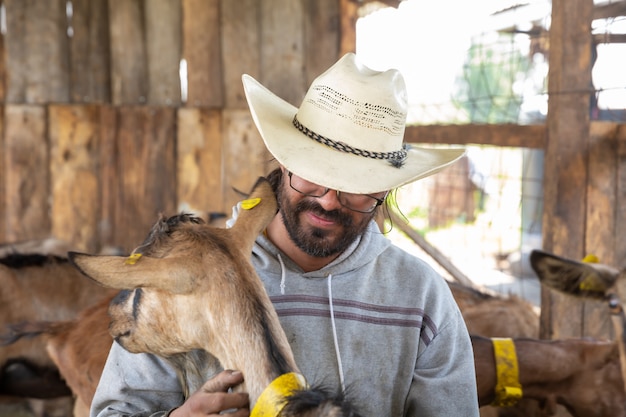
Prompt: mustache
<box><xmin>295</xmin><ymin>199</ymin><xmax>353</xmax><ymax>226</ymax></box>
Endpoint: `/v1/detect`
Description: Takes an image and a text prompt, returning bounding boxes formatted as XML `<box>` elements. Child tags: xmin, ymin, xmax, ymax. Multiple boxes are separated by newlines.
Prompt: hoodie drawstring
<box><xmin>327</xmin><ymin>274</ymin><xmax>346</xmax><ymax>393</ymax></box>
<box><xmin>277</xmin><ymin>254</ymin><xmax>286</xmax><ymax>295</ymax></box>
<box><xmin>275</xmin><ymin>255</ymin><xmax>346</xmax><ymax>393</ymax></box>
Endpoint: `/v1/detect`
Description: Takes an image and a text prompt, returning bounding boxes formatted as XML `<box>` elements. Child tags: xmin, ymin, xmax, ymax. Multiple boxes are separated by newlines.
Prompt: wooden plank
<box><xmin>222</xmin><ymin>109</ymin><xmax>272</xmax><ymax>214</ymax></box>
<box><xmin>0</xmin><ymin>107</ymin><xmax>5</xmax><ymax>239</ymax></box>
<box><xmin>111</xmin><ymin>107</ymin><xmax>177</xmax><ymax>252</ymax></box>
<box><xmin>108</xmin><ymin>0</ymin><xmax>148</xmax><ymax>105</ymax></box>
<box><xmin>49</xmin><ymin>105</ymin><xmax>100</xmax><ymax>252</ymax></box>
<box><xmin>4</xmin><ymin>0</ymin><xmax>70</xmax><ymax>104</ymax></box>
<box><xmin>616</xmin><ymin>125</ymin><xmax>626</xmax><ymax>265</ymax></box>
<box><xmin>2</xmin><ymin>0</ymin><xmax>28</xmax><ymax>103</ymax></box>
<box><xmin>221</xmin><ymin>0</ymin><xmax>260</xmax><ymax>109</ymax></box>
<box><xmin>145</xmin><ymin>0</ymin><xmax>182</xmax><ymax>106</ymax></box>
<box><xmin>260</xmin><ymin>0</ymin><xmax>305</xmax><ymax>106</ymax></box>
<box><xmin>586</xmin><ymin>123</ymin><xmax>618</xmax><ymax>265</ymax></box>
<box><xmin>540</xmin><ymin>0</ymin><xmax>594</xmax><ymax>340</ymax></box>
<box><xmin>581</xmin><ymin>122</ymin><xmax>618</xmax><ymax>339</ymax></box>
<box><xmin>403</xmin><ymin>124</ymin><xmax>547</xmax><ymax>148</ymax></box>
<box><xmin>182</xmin><ymin>0</ymin><xmax>222</xmax><ymax>107</ymax></box>
<box><xmin>97</xmin><ymin>105</ymin><xmax>119</xmax><ymax>250</ymax></box>
<box><xmin>177</xmin><ymin>108</ymin><xmax>223</xmax><ymax>215</ymax></box>
<box><xmin>3</xmin><ymin>0</ymin><xmax>27</xmax><ymax>103</ymax></box>
<box><xmin>0</xmin><ymin>17</ymin><xmax>6</xmax><ymax>103</ymax></box>
<box><xmin>303</xmin><ymin>0</ymin><xmax>341</xmax><ymax>86</ymax></box>
<box><xmin>68</xmin><ymin>0</ymin><xmax>111</xmax><ymax>103</ymax></box>
<box><xmin>613</xmin><ymin>125</ymin><xmax>626</xmax><ymax>316</ymax></box>
<box><xmin>3</xmin><ymin>105</ymin><xmax>49</xmax><ymax>241</ymax></box>
<box><xmin>339</xmin><ymin>0</ymin><xmax>358</xmax><ymax>55</ymax></box>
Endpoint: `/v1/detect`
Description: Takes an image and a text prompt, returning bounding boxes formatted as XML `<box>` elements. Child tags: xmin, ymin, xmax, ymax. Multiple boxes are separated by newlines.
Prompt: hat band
<box><xmin>293</xmin><ymin>116</ymin><xmax>408</xmax><ymax>168</ymax></box>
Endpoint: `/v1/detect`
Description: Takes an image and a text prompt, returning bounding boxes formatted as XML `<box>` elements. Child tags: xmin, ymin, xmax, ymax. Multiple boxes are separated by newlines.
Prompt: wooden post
<box><xmin>540</xmin><ymin>0</ymin><xmax>595</xmax><ymax>340</ymax></box>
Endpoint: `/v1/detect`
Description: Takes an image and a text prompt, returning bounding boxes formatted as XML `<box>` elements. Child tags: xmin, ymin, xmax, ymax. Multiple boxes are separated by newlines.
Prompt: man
<box><xmin>91</xmin><ymin>53</ymin><xmax>479</xmax><ymax>417</ymax></box>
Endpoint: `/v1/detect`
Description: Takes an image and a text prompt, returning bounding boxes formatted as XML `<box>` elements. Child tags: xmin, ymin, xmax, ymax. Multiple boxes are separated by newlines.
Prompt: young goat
<box><xmin>68</xmin><ymin>177</ymin><xmax>361</xmax><ymax>417</ymax></box>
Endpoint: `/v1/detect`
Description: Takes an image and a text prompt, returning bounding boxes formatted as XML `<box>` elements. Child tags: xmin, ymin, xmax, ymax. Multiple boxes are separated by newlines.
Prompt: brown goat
<box><xmin>0</xmin><ymin>251</ymin><xmax>117</xmax><ymax>417</ymax></box>
<box><xmin>530</xmin><ymin>249</ymin><xmax>626</xmax><ymax>396</ymax></box>
<box><xmin>68</xmin><ymin>178</ymin><xmax>361</xmax><ymax>417</ymax></box>
<box><xmin>472</xmin><ymin>334</ymin><xmax>626</xmax><ymax>416</ymax></box>
<box><xmin>2</xmin><ymin>296</ymin><xmax>114</xmax><ymax>417</ymax></box>
<box><xmin>448</xmin><ymin>281</ymin><xmax>539</xmax><ymax>339</ymax></box>
<box><xmin>448</xmin><ymin>281</ymin><xmax>544</xmax><ymax>417</ymax></box>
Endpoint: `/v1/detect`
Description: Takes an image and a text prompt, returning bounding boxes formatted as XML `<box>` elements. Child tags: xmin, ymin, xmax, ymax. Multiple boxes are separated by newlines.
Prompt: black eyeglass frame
<box><xmin>286</xmin><ymin>171</ymin><xmax>387</xmax><ymax>214</ymax></box>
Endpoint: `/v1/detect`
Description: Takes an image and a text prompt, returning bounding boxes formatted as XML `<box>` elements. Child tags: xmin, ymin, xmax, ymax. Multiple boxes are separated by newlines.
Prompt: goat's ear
<box><xmin>68</xmin><ymin>252</ymin><xmax>200</xmax><ymax>294</ymax></box>
<box><xmin>231</xmin><ymin>177</ymin><xmax>278</xmax><ymax>253</ymax></box>
<box><xmin>530</xmin><ymin>250</ymin><xmax>618</xmax><ymax>299</ymax></box>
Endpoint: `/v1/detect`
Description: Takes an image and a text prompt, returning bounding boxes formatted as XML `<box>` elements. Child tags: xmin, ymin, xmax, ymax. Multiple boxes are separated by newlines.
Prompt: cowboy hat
<box><xmin>242</xmin><ymin>53</ymin><xmax>465</xmax><ymax>194</ymax></box>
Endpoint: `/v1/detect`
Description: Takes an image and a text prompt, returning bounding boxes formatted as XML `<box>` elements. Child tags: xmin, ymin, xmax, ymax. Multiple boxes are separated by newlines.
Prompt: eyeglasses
<box><xmin>287</xmin><ymin>171</ymin><xmax>387</xmax><ymax>214</ymax></box>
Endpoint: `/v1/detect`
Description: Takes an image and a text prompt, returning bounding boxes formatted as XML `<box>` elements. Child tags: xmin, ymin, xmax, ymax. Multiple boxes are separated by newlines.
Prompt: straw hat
<box><xmin>242</xmin><ymin>53</ymin><xmax>465</xmax><ymax>194</ymax></box>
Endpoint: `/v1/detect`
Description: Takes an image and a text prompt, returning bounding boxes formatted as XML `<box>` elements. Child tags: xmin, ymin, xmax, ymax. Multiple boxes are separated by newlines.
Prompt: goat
<box><xmin>530</xmin><ymin>249</ymin><xmax>626</xmax><ymax>395</ymax></box>
<box><xmin>472</xmin><ymin>334</ymin><xmax>626</xmax><ymax>416</ymax></box>
<box><xmin>1</xmin><ymin>295</ymin><xmax>113</xmax><ymax>417</ymax></box>
<box><xmin>448</xmin><ymin>281</ymin><xmax>539</xmax><ymax>339</ymax></box>
<box><xmin>67</xmin><ymin>177</ymin><xmax>362</xmax><ymax>417</ymax></box>
<box><xmin>0</xmin><ymin>250</ymin><xmax>117</xmax><ymax>417</ymax></box>
<box><xmin>0</xmin><ymin>253</ymin><xmax>115</xmax><ymax>379</ymax></box>
<box><xmin>449</xmin><ymin>279</ymin><xmax>626</xmax><ymax>416</ymax></box>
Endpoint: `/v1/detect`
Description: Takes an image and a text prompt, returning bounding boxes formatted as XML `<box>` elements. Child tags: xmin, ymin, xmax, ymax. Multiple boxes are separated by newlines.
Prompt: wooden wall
<box><xmin>0</xmin><ymin>0</ymin><xmax>344</xmax><ymax>254</ymax></box>
<box><xmin>1</xmin><ymin>0</ymin><xmax>625</xmax><ymax>345</ymax></box>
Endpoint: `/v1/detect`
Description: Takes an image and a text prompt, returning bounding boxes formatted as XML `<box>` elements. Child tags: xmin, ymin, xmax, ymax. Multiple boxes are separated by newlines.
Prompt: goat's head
<box><xmin>68</xmin><ymin>177</ymin><xmax>280</xmax><ymax>359</ymax></box>
<box><xmin>529</xmin><ymin>249</ymin><xmax>623</xmax><ymax>303</ymax></box>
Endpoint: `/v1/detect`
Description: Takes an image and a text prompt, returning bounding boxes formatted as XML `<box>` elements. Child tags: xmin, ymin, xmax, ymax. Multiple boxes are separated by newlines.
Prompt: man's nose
<box><xmin>315</xmin><ymin>189</ymin><xmax>343</xmax><ymax>211</ymax></box>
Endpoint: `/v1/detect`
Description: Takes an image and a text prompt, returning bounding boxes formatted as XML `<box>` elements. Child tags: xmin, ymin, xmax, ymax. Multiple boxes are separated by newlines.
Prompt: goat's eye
<box><xmin>111</xmin><ymin>290</ymin><xmax>133</xmax><ymax>306</ymax></box>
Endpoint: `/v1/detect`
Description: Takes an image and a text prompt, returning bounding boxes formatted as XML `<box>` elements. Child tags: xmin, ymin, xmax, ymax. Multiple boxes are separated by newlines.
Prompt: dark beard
<box><xmin>278</xmin><ymin>186</ymin><xmax>374</xmax><ymax>258</ymax></box>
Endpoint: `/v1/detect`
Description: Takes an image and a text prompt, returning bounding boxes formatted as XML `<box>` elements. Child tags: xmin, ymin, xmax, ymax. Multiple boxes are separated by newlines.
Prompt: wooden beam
<box><xmin>388</xmin><ymin>210</ymin><xmax>475</xmax><ymax>287</ymax></box>
<box><xmin>593</xmin><ymin>1</ymin><xmax>626</xmax><ymax>20</ymax></box>
<box><xmin>404</xmin><ymin>123</ymin><xmax>547</xmax><ymax>148</ymax></box>
<box><xmin>594</xmin><ymin>33</ymin><xmax>626</xmax><ymax>44</ymax></box>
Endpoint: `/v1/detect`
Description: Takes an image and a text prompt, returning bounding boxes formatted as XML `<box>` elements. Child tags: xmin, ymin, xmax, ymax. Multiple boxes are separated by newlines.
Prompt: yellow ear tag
<box><xmin>250</xmin><ymin>373</ymin><xmax>308</xmax><ymax>417</ymax></box>
<box><xmin>579</xmin><ymin>275</ymin><xmax>605</xmax><ymax>292</ymax></box>
<box><xmin>580</xmin><ymin>255</ymin><xmax>603</xmax><ymax>293</ymax></box>
<box><xmin>125</xmin><ymin>253</ymin><xmax>142</xmax><ymax>265</ymax></box>
<box><xmin>242</xmin><ymin>198</ymin><xmax>261</xmax><ymax>210</ymax></box>
<box><xmin>582</xmin><ymin>254</ymin><xmax>599</xmax><ymax>263</ymax></box>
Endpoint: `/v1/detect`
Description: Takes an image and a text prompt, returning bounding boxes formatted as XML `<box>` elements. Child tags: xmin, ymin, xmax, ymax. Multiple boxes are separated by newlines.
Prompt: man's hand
<box><xmin>169</xmin><ymin>370</ymin><xmax>249</xmax><ymax>416</ymax></box>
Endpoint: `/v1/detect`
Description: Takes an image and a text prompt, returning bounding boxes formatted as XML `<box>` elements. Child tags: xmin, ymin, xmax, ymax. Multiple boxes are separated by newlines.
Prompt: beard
<box><xmin>277</xmin><ymin>184</ymin><xmax>375</xmax><ymax>258</ymax></box>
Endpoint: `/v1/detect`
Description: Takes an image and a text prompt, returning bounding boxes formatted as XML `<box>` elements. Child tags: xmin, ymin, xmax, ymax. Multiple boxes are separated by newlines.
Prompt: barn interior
<box><xmin>0</xmin><ymin>0</ymin><xmax>625</xmax><ymax>416</ymax></box>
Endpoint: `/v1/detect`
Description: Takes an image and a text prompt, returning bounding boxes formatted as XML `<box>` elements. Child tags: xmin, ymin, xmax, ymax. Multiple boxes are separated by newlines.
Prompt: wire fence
<box><xmin>359</xmin><ymin>0</ymin><xmax>625</xmax><ymax>305</ymax></box>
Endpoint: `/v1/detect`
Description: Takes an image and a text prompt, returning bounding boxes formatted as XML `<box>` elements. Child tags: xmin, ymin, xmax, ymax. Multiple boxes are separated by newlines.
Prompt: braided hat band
<box><xmin>292</xmin><ymin>115</ymin><xmax>409</xmax><ymax>168</ymax></box>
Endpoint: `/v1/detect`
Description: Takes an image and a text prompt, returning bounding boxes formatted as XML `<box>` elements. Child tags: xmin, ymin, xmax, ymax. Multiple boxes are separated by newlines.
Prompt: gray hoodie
<box><xmin>90</xmin><ymin>218</ymin><xmax>479</xmax><ymax>417</ymax></box>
